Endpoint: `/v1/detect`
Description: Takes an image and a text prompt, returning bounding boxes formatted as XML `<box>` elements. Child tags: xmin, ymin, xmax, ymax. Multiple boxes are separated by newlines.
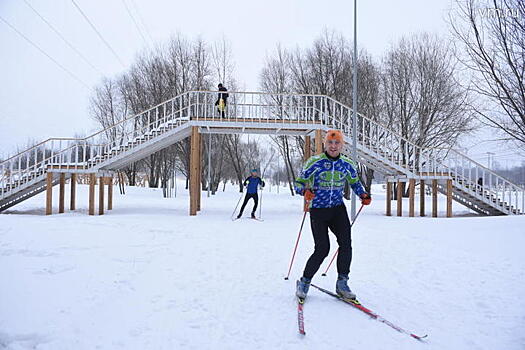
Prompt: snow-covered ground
<box><xmin>1</xmin><ymin>183</ymin><xmax>524</xmax><ymax>350</ymax></box>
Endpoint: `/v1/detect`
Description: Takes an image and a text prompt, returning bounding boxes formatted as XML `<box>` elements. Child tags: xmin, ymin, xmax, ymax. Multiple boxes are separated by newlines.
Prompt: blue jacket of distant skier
<box><xmin>295</xmin><ymin>152</ymin><xmax>366</xmax><ymax>209</ymax></box>
<box><xmin>244</xmin><ymin>176</ymin><xmax>265</xmax><ymax>194</ymax></box>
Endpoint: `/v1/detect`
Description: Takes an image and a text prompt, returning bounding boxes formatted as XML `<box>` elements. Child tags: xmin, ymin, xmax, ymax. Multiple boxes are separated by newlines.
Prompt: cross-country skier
<box><xmin>295</xmin><ymin>129</ymin><xmax>371</xmax><ymax>300</ymax></box>
<box><xmin>237</xmin><ymin>169</ymin><xmax>265</xmax><ymax>219</ymax></box>
<box><xmin>215</xmin><ymin>83</ymin><xmax>229</xmax><ymax>118</ymax></box>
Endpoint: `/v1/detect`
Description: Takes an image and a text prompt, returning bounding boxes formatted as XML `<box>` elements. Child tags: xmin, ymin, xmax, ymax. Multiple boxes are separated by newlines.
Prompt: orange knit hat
<box><xmin>325</xmin><ymin>129</ymin><xmax>344</xmax><ymax>143</ymax></box>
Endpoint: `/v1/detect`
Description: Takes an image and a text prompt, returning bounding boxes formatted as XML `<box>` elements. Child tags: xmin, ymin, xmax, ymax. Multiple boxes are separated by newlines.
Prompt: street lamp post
<box><xmin>351</xmin><ymin>0</ymin><xmax>358</xmax><ymax>220</ymax></box>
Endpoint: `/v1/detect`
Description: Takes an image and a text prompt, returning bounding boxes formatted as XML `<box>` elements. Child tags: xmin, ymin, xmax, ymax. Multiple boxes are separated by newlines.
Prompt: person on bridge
<box><xmin>237</xmin><ymin>169</ymin><xmax>265</xmax><ymax>219</ymax></box>
<box><xmin>294</xmin><ymin>129</ymin><xmax>371</xmax><ymax>301</ymax></box>
<box><xmin>215</xmin><ymin>83</ymin><xmax>229</xmax><ymax>118</ymax></box>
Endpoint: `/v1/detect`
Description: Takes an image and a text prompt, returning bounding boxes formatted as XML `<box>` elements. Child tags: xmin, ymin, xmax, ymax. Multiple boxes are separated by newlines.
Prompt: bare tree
<box><xmin>89</xmin><ymin>77</ymin><xmax>129</xmax><ymax>142</ymax></box>
<box><xmin>260</xmin><ymin>31</ymin><xmax>382</xmax><ymax>192</ymax></box>
<box><xmin>381</xmin><ymin>33</ymin><xmax>475</xmax><ymax>196</ymax></box>
<box><xmin>224</xmin><ymin>134</ymin><xmax>247</xmax><ymax>192</ymax></box>
<box><xmin>450</xmin><ymin>0</ymin><xmax>525</xmax><ymax>148</ymax></box>
<box><xmin>272</xmin><ymin>136</ymin><xmax>298</xmax><ymax>195</ymax></box>
<box><xmin>201</xmin><ymin>134</ymin><xmax>227</xmax><ymax>195</ymax></box>
<box><xmin>89</xmin><ymin>33</ymin><xmax>220</xmax><ymax>194</ymax></box>
<box><xmin>211</xmin><ymin>36</ymin><xmax>237</xmax><ymax>89</ymax></box>
<box><xmin>381</xmin><ymin>33</ymin><xmax>474</xmax><ymax>152</ymax></box>
<box><xmin>90</xmin><ymin>77</ymin><xmax>142</xmax><ymax>185</ymax></box>
<box><xmin>260</xmin><ymin>45</ymin><xmax>300</xmax><ymax>195</ymax></box>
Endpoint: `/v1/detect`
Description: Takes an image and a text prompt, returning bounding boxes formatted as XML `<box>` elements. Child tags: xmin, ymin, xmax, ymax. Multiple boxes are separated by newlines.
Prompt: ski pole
<box><xmin>284</xmin><ymin>200</ymin><xmax>310</xmax><ymax>280</ymax></box>
<box><xmin>321</xmin><ymin>203</ymin><xmax>365</xmax><ymax>276</ymax></box>
<box><xmin>231</xmin><ymin>191</ymin><xmax>244</xmax><ymax>220</ymax></box>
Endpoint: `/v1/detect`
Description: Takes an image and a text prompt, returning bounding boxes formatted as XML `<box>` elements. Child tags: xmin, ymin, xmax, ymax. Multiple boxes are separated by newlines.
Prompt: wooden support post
<box><xmin>89</xmin><ymin>173</ymin><xmax>96</xmax><ymax>216</ymax></box>
<box><xmin>45</xmin><ymin>172</ymin><xmax>53</xmax><ymax>215</ymax></box>
<box><xmin>70</xmin><ymin>173</ymin><xmax>77</xmax><ymax>210</ymax></box>
<box><xmin>107</xmin><ymin>176</ymin><xmax>113</xmax><ymax>210</ymax></box>
<box><xmin>386</xmin><ymin>181</ymin><xmax>392</xmax><ymax>216</ymax></box>
<box><xmin>59</xmin><ymin>173</ymin><xmax>65</xmax><ymax>214</ymax></box>
<box><xmin>396</xmin><ymin>181</ymin><xmax>403</xmax><ymax>216</ymax></box>
<box><xmin>98</xmin><ymin>176</ymin><xmax>105</xmax><ymax>215</ymax></box>
<box><xmin>432</xmin><ymin>179</ymin><xmax>438</xmax><ymax>218</ymax></box>
<box><xmin>304</xmin><ymin>136</ymin><xmax>311</xmax><ymax>160</ymax></box>
<box><xmin>446</xmin><ymin>179</ymin><xmax>453</xmax><ymax>218</ymax></box>
<box><xmin>189</xmin><ymin>126</ymin><xmax>199</xmax><ymax>215</ymax></box>
<box><xmin>419</xmin><ymin>179</ymin><xmax>425</xmax><ymax>217</ymax></box>
<box><xmin>408</xmin><ymin>178</ymin><xmax>415</xmax><ymax>217</ymax></box>
<box><xmin>315</xmin><ymin>130</ymin><xmax>323</xmax><ymax>154</ymax></box>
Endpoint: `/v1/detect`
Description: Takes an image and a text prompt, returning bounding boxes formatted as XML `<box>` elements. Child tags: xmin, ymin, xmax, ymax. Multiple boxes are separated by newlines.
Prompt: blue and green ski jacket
<box><xmin>295</xmin><ymin>152</ymin><xmax>366</xmax><ymax>209</ymax></box>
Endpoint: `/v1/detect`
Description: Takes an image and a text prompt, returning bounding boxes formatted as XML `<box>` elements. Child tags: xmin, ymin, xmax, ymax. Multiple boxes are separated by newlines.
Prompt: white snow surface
<box><xmin>1</xmin><ymin>183</ymin><xmax>524</xmax><ymax>350</ymax></box>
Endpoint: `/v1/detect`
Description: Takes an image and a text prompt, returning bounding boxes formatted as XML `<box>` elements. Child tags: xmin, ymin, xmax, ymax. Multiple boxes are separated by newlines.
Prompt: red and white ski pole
<box><xmin>284</xmin><ymin>199</ymin><xmax>310</xmax><ymax>280</ymax></box>
<box><xmin>321</xmin><ymin>203</ymin><xmax>365</xmax><ymax>276</ymax></box>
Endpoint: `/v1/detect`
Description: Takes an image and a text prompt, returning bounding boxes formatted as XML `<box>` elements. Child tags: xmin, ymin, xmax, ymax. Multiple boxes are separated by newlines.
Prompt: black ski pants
<box><xmin>303</xmin><ymin>205</ymin><xmax>352</xmax><ymax>279</ymax></box>
<box><xmin>239</xmin><ymin>193</ymin><xmax>258</xmax><ymax>214</ymax></box>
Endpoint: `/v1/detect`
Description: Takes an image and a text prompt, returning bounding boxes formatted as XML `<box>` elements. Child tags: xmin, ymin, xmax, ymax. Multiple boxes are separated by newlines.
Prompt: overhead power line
<box><xmin>70</xmin><ymin>0</ymin><xmax>126</xmax><ymax>68</ymax></box>
<box><xmin>22</xmin><ymin>0</ymin><xmax>103</xmax><ymax>75</ymax></box>
<box><xmin>0</xmin><ymin>14</ymin><xmax>90</xmax><ymax>89</ymax></box>
<box><xmin>121</xmin><ymin>0</ymin><xmax>148</xmax><ymax>47</ymax></box>
<box><xmin>129</xmin><ymin>0</ymin><xmax>154</xmax><ymax>43</ymax></box>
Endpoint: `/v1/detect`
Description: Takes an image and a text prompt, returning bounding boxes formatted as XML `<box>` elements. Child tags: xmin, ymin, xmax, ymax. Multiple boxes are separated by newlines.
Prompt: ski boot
<box><xmin>296</xmin><ymin>277</ymin><xmax>311</xmax><ymax>300</ymax></box>
<box><xmin>236</xmin><ymin>213</ymin><xmax>242</xmax><ymax>219</ymax></box>
<box><xmin>336</xmin><ymin>274</ymin><xmax>356</xmax><ymax>300</ymax></box>
<box><xmin>251</xmin><ymin>212</ymin><xmax>256</xmax><ymax>219</ymax></box>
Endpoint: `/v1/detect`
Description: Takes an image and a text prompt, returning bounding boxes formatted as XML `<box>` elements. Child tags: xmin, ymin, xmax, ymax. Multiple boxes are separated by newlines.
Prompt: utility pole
<box><xmin>351</xmin><ymin>0</ymin><xmax>358</xmax><ymax>220</ymax></box>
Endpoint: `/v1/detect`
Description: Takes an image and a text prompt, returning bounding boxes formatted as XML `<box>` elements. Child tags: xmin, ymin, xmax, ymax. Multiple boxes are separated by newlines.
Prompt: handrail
<box><xmin>2</xmin><ymin>90</ymin><xmax>523</xmax><ymax>215</ymax></box>
<box><xmin>324</xmin><ymin>96</ymin><xmax>419</xmax><ymax>151</ymax></box>
<box><xmin>192</xmin><ymin>89</ymin><xmax>328</xmax><ymax>98</ymax></box>
<box><xmin>0</xmin><ymin>91</ymin><xmax>392</xmax><ymax>166</ymax></box>
<box><xmin>0</xmin><ymin>92</ymin><xmax>191</xmax><ymax>167</ymax></box>
<box><xmin>0</xmin><ymin>138</ymin><xmax>81</xmax><ymax>163</ymax></box>
<box><xmin>1</xmin><ymin>91</ymin><xmax>328</xmax><ymax>165</ymax></box>
<box><xmin>326</xmin><ymin>95</ymin><xmax>524</xmax><ymax>191</ymax></box>
<box><xmin>431</xmin><ymin>147</ymin><xmax>525</xmax><ymax>190</ymax></box>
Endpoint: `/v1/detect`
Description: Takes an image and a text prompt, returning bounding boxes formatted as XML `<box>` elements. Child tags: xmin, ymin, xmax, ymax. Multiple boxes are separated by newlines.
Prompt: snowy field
<box><xmin>1</xmin><ymin>182</ymin><xmax>524</xmax><ymax>350</ymax></box>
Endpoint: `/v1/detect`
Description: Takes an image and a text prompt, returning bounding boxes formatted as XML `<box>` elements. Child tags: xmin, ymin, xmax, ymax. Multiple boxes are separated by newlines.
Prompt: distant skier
<box><xmin>237</xmin><ymin>169</ymin><xmax>265</xmax><ymax>219</ymax></box>
<box><xmin>215</xmin><ymin>83</ymin><xmax>229</xmax><ymax>118</ymax></box>
<box><xmin>295</xmin><ymin>129</ymin><xmax>371</xmax><ymax>301</ymax></box>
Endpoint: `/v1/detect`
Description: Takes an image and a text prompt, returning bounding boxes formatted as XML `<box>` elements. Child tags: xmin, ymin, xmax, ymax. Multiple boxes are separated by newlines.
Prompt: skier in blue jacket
<box><xmin>295</xmin><ymin>129</ymin><xmax>371</xmax><ymax>300</ymax></box>
<box><xmin>237</xmin><ymin>169</ymin><xmax>265</xmax><ymax>219</ymax></box>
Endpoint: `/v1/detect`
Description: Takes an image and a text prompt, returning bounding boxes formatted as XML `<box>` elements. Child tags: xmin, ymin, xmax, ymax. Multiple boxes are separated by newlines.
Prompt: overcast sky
<box><xmin>0</xmin><ymin>0</ymin><xmax>521</xmax><ymax>167</ymax></box>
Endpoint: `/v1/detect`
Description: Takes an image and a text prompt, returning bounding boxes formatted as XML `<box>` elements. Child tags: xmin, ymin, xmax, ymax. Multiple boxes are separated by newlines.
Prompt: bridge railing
<box><xmin>418</xmin><ymin>147</ymin><xmax>524</xmax><ymax>214</ymax></box>
<box><xmin>0</xmin><ymin>91</ymin><xmax>194</xmax><ymax>199</ymax></box>
<box><xmin>2</xmin><ymin>90</ymin><xmax>523</xmax><ymax>214</ymax></box>
<box><xmin>187</xmin><ymin>90</ymin><xmax>325</xmax><ymax>124</ymax></box>
<box><xmin>321</xmin><ymin>96</ymin><xmax>418</xmax><ymax>174</ymax></box>
<box><xmin>318</xmin><ymin>96</ymin><xmax>524</xmax><ymax>214</ymax></box>
<box><xmin>1</xmin><ymin>89</ymin><xmax>322</xmax><ymax>197</ymax></box>
<box><xmin>0</xmin><ymin>137</ymin><xmax>80</xmax><ymax>198</ymax></box>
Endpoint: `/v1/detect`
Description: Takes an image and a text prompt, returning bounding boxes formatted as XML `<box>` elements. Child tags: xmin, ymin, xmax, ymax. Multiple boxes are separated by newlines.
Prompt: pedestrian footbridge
<box><xmin>1</xmin><ymin>91</ymin><xmax>523</xmax><ymax>217</ymax></box>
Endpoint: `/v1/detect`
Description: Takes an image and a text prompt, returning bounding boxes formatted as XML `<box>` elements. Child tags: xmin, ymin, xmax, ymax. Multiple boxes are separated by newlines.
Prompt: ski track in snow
<box><xmin>0</xmin><ymin>184</ymin><xmax>524</xmax><ymax>349</ymax></box>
